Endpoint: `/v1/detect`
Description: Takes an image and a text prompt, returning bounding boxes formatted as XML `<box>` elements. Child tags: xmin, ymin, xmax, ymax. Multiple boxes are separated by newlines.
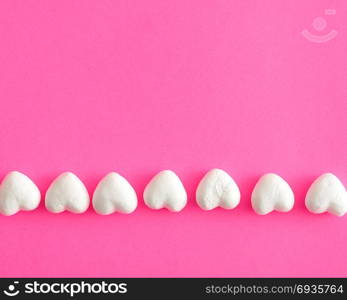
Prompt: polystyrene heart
<box><xmin>251</xmin><ymin>173</ymin><xmax>294</xmax><ymax>215</ymax></box>
<box><xmin>143</xmin><ymin>170</ymin><xmax>187</xmax><ymax>212</ymax></box>
<box><xmin>305</xmin><ymin>173</ymin><xmax>347</xmax><ymax>216</ymax></box>
<box><xmin>92</xmin><ymin>172</ymin><xmax>138</xmax><ymax>215</ymax></box>
<box><xmin>45</xmin><ymin>172</ymin><xmax>90</xmax><ymax>213</ymax></box>
<box><xmin>196</xmin><ymin>168</ymin><xmax>240</xmax><ymax>210</ymax></box>
<box><xmin>0</xmin><ymin>171</ymin><xmax>41</xmax><ymax>216</ymax></box>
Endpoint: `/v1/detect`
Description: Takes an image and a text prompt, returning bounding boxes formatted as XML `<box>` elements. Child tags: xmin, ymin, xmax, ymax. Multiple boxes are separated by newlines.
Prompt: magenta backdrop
<box><xmin>0</xmin><ymin>0</ymin><xmax>347</xmax><ymax>277</ymax></box>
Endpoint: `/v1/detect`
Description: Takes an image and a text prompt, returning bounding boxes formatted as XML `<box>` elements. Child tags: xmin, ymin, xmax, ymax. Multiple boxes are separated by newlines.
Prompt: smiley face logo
<box><xmin>302</xmin><ymin>9</ymin><xmax>338</xmax><ymax>43</ymax></box>
<box><xmin>3</xmin><ymin>282</ymin><xmax>20</xmax><ymax>297</ymax></box>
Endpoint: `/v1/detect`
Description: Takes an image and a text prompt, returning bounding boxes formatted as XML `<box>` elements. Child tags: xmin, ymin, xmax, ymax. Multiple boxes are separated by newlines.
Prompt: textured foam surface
<box><xmin>93</xmin><ymin>172</ymin><xmax>138</xmax><ymax>214</ymax></box>
<box><xmin>144</xmin><ymin>170</ymin><xmax>187</xmax><ymax>212</ymax></box>
<box><xmin>251</xmin><ymin>173</ymin><xmax>295</xmax><ymax>215</ymax></box>
<box><xmin>196</xmin><ymin>169</ymin><xmax>240</xmax><ymax>210</ymax></box>
<box><xmin>305</xmin><ymin>173</ymin><xmax>347</xmax><ymax>216</ymax></box>
<box><xmin>45</xmin><ymin>172</ymin><xmax>90</xmax><ymax>213</ymax></box>
<box><xmin>0</xmin><ymin>171</ymin><xmax>41</xmax><ymax>216</ymax></box>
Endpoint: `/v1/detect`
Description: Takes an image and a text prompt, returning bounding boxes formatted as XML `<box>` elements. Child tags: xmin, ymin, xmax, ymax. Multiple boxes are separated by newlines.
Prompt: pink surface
<box><xmin>0</xmin><ymin>0</ymin><xmax>347</xmax><ymax>277</ymax></box>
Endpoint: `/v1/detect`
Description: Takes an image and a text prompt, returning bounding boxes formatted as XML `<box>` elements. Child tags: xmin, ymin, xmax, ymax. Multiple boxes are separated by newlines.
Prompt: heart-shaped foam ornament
<box><xmin>0</xmin><ymin>171</ymin><xmax>41</xmax><ymax>216</ymax></box>
<box><xmin>196</xmin><ymin>168</ymin><xmax>240</xmax><ymax>210</ymax></box>
<box><xmin>143</xmin><ymin>170</ymin><xmax>187</xmax><ymax>212</ymax></box>
<box><xmin>251</xmin><ymin>173</ymin><xmax>294</xmax><ymax>215</ymax></box>
<box><xmin>92</xmin><ymin>172</ymin><xmax>138</xmax><ymax>215</ymax></box>
<box><xmin>305</xmin><ymin>173</ymin><xmax>347</xmax><ymax>216</ymax></box>
<box><xmin>45</xmin><ymin>172</ymin><xmax>90</xmax><ymax>213</ymax></box>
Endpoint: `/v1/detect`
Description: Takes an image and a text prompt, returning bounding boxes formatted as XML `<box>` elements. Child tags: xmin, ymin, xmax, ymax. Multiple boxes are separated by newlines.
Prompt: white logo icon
<box><xmin>3</xmin><ymin>282</ymin><xmax>20</xmax><ymax>297</ymax></box>
<box><xmin>302</xmin><ymin>9</ymin><xmax>338</xmax><ymax>43</ymax></box>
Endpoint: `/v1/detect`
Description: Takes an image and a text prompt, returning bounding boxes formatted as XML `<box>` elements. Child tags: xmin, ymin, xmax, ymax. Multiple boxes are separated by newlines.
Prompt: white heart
<box><xmin>251</xmin><ymin>173</ymin><xmax>294</xmax><ymax>215</ymax></box>
<box><xmin>143</xmin><ymin>170</ymin><xmax>187</xmax><ymax>212</ymax></box>
<box><xmin>45</xmin><ymin>172</ymin><xmax>90</xmax><ymax>213</ymax></box>
<box><xmin>196</xmin><ymin>168</ymin><xmax>240</xmax><ymax>210</ymax></box>
<box><xmin>305</xmin><ymin>173</ymin><xmax>347</xmax><ymax>216</ymax></box>
<box><xmin>92</xmin><ymin>172</ymin><xmax>137</xmax><ymax>215</ymax></box>
<box><xmin>0</xmin><ymin>171</ymin><xmax>41</xmax><ymax>216</ymax></box>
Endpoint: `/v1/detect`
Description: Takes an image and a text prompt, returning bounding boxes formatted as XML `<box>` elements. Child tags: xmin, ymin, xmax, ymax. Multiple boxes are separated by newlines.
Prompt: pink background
<box><xmin>0</xmin><ymin>0</ymin><xmax>346</xmax><ymax>277</ymax></box>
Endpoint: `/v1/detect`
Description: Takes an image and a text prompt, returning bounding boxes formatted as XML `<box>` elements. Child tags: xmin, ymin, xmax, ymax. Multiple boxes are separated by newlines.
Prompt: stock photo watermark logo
<box><xmin>2</xmin><ymin>280</ymin><xmax>127</xmax><ymax>297</ymax></box>
<box><xmin>3</xmin><ymin>281</ymin><xmax>20</xmax><ymax>297</ymax></box>
<box><xmin>302</xmin><ymin>9</ymin><xmax>338</xmax><ymax>43</ymax></box>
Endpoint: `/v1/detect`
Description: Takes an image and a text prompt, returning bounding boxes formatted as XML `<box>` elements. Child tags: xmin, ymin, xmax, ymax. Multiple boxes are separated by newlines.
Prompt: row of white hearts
<box><xmin>0</xmin><ymin>169</ymin><xmax>346</xmax><ymax>216</ymax></box>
